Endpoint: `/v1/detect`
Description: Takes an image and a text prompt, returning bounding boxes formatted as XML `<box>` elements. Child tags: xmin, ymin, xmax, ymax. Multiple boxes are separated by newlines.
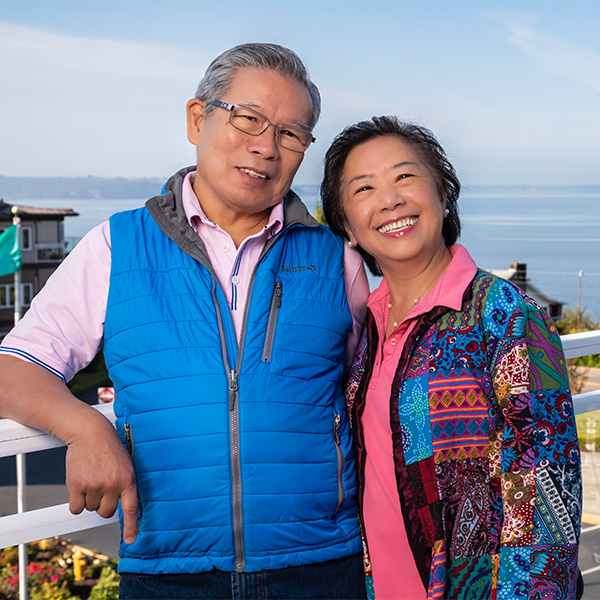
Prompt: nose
<box><xmin>380</xmin><ymin>183</ymin><xmax>405</xmax><ymax>211</ymax></box>
<box><xmin>247</xmin><ymin>124</ymin><xmax>280</xmax><ymax>160</ymax></box>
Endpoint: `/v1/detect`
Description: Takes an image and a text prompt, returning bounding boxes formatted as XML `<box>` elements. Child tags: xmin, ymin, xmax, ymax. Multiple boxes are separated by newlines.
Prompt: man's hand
<box><xmin>65</xmin><ymin>420</ymin><xmax>139</xmax><ymax>544</ymax></box>
<box><xmin>0</xmin><ymin>356</ymin><xmax>140</xmax><ymax>544</ymax></box>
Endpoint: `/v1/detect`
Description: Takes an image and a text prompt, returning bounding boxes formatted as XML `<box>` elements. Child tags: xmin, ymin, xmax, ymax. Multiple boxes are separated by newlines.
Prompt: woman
<box><xmin>321</xmin><ymin>117</ymin><xmax>582</xmax><ymax>600</ymax></box>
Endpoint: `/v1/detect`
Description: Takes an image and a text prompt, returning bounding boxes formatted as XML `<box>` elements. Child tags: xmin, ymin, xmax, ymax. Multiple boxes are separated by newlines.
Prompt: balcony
<box><xmin>1</xmin><ymin>330</ymin><xmax>600</xmax><ymax>594</ymax></box>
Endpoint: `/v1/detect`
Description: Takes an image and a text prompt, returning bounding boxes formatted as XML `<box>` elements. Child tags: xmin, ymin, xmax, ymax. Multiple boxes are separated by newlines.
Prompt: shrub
<box><xmin>88</xmin><ymin>566</ymin><xmax>120</xmax><ymax>600</ymax></box>
<box><xmin>0</xmin><ymin>560</ymin><xmax>76</xmax><ymax>600</ymax></box>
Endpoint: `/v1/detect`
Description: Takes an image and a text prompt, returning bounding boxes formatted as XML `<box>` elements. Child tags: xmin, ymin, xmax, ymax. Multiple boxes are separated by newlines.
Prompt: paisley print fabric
<box><xmin>348</xmin><ymin>271</ymin><xmax>582</xmax><ymax>599</ymax></box>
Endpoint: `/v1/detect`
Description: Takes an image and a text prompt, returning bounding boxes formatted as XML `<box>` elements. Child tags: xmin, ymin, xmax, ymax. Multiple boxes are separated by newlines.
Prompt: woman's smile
<box><xmin>341</xmin><ymin>135</ymin><xmax>446</xmax><ymax>276</ymax></box>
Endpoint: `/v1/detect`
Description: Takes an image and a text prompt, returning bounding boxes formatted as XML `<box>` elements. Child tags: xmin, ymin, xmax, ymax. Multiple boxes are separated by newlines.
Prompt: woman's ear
<box><xmin>344</xmin><ymin>226</ymin><xmax>358</xmax><ymax>248</ymax></box>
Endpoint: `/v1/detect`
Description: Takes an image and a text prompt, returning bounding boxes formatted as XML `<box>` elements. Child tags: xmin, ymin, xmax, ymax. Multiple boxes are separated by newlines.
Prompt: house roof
<box><xmin>0</xmin><ymin>199</ymin><xmax>78</xmax><ymax>220</ymax></box>
<box><xmin>488</xmin><ymin>263</ymin><xmax>562</xmax><ymax>308</ymax></box>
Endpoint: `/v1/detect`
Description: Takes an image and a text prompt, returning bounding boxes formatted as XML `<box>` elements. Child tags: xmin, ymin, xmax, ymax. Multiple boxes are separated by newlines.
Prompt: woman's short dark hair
<box><xmin>321</xmin><ymin>116</ymin><xmax>461</xmax><ymax>276</ymax></box>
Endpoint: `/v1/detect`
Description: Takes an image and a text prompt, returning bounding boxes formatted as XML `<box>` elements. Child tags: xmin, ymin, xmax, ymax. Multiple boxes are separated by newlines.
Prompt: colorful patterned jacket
<box><xmin>346</xmin><ymin>270</ymin><xmax>582</xmax><ymax>599</ymax></box>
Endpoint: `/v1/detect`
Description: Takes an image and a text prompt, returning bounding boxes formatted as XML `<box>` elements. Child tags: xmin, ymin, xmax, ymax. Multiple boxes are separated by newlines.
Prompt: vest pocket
<box><xmin>262</xmin><ymin>281</ymin><xmax>283</xmax><ymax>363</ymax></box>
<box><xmin>333</xmin><ymin>413</ymin><xmax>345</xmax><ymax>516</ymax></box>
<box><xmin>124</xmin><ymin>422</ymin><xmax>144</xmax><ymax>525</ymax></box>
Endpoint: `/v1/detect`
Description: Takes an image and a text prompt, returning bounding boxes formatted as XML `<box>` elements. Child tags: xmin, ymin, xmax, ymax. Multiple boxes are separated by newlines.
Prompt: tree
<box><xmin>556</xmin><ymin>306</ymin><xmax>600</xmax><ymax>394</ymax></box>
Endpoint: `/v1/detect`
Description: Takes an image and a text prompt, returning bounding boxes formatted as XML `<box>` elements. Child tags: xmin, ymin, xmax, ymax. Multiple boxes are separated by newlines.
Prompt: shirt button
<box><xmin>390</xmin><ymin>338</ymin><xmax>397</xmax><ymax>346</ymax></box>
<box><xmin>231</xmin><ymin>276</ymin><xmax>240</xmax><ymax>285</ymax></box>
<box><xmin>222</xmin><ymin>244</ymin><xmax>230</xmax><ymax>252</ymax></box>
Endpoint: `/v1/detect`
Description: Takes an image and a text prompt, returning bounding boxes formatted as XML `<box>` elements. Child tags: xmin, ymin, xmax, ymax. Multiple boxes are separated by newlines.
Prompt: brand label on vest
<box><xmin>281</xmin><ymin>264</ymin><xmax>318</xmax><ymax>273</ymax></box>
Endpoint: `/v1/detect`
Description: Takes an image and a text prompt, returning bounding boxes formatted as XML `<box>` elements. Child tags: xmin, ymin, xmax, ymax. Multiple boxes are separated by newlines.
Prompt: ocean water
<box><xmin>19</xmin><ymin>190</ymin><xmax>600</xmax><ymax>319</ymax></box>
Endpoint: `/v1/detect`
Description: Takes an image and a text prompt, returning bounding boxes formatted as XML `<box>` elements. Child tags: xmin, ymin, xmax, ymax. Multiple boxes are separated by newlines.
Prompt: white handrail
<box><xmin>0</xmin><ymin>331</ymin><xmax>599</xmax><ymax>550</ymax></box>
<box><xmin>0</xmin><ymin>504</ymin><xmax>118</xmax><ymax>549</ymax></box>
<box><xmin>562</xmin><ymin>330</ymin><xmax>600</xmax><ymax>359</ymax></box>
<box><xmin>0</xmin><ymin>402</ymin><xmax>116</xmax><ymax>458</ymax></box>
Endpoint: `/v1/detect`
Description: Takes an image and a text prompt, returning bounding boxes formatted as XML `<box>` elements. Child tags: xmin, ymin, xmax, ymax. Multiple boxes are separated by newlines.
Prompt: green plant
<box><xmin>30</xmin><ymin>581</ymin><xmax>80</xmax><ymax>600</ymax></box>
<box><xmin>577</xmin><ymin>410</ymin><xmax>600</xmax><ymax>451</ymax></box>
<box><xmin>88</xmin><ymin>559</ymin><xmax>118</xmax><ymax>580</ymax></box>
<box><xmin>88</xmin><ymin>566</ymin><xmax>120</xmax><ymax>600</ymax></box>
<box><xmin>556</xmin><ymin>306</ymin><xmax>600</xmax><ymax>368</ymax></box>
<box><xmin>67</xmin><ymin>347</ymin><xmax>112</xmax><ymax>396</ymax></box>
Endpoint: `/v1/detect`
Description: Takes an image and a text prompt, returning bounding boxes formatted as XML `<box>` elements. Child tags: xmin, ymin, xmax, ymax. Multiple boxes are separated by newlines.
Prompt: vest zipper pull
<box><xmin>229</xmin><ymin>369</ymin><xmax>239</xmax><ymax>411</ymax></box>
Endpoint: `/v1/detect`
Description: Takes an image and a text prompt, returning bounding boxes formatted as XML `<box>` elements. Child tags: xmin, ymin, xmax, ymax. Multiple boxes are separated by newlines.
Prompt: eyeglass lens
<box><xmin>229</xmin><ymin>105</ymin><xmax>312</xmax><ymax>152</ymax></box>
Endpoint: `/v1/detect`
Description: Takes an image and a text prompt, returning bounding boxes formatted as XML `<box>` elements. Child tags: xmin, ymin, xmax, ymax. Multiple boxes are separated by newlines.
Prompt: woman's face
<box><xmin>341</xmin><ymin>135</ymin><xmax>446</xmax><ymax>273</ymax></box>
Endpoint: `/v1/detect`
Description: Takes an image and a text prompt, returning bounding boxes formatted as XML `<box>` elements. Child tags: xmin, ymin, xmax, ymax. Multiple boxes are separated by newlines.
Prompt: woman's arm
<box><xmin>486</xmin><ymin>281</ymin><xmax>582</xmax><ymax>598</ymax></box>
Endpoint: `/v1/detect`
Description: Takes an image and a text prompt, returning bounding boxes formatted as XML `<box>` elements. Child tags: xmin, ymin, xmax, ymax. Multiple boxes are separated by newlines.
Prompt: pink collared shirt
<box><xmin>362</xmin><ymin>244</ymin><xmax>477</xmax><ymax>600</ymax></box>
<box><xmin>1</xmin><ymin>173</ymin><xmax>369</xmax><ymax>381</ymax></box>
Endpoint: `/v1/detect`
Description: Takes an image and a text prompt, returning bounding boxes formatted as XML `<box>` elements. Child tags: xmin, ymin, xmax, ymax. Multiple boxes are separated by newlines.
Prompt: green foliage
<box><xmin>88</xmin><ymin>566</ymin><xmax>120</xmax><ymax>600</ymax></box>
<box><xmin>556</xmin><ymin>305</ymin><xmax>599</xmax><ymax>335</ymax></box>
<box><xmin>30</xmin><ymin>581</ymin><xmax>80</xmax><ymax>600</ymax></box>
<box><xmin>556</xmin><ymin>306</ymin><xmax>600</xmax><ymax>368</ymax></box>
<box><xmin>314</xmin><ymin>203</ymin><xmax>328</xmax><ymax>226</ymax></box>
<box><xmin>87</xmin><ymin>559</ymin><xmax>118</xmax><ymax>580</ymax></box>
<box><xmin>67</xmin><ymin>347</ymin><xmax>112</xmax><ymax>396</ymax></box>
<box><xmin>0</xmin><ymin>540</ymin><xmax>119</xmax><ymax>600</ymax></box>
<box><xmin>577</xmin><ymin>410</ymin><xmax>600</xmax><ymax>450</ymax></box>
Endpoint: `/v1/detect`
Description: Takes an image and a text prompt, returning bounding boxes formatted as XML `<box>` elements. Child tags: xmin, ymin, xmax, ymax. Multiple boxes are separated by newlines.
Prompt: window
<box><xmin>35</xmin><ymin>243</ymin><xmax>64</xmax><ymax>262</ymax></box>
<box><xmin>0</xmin><ymin>283</ymin><xmax>33</xmax><ymax>308</ymax></box>
<box><xmin>21</xmin><ymin>227</ymin><xmax>32</xmax><ymax>251</ymax></box>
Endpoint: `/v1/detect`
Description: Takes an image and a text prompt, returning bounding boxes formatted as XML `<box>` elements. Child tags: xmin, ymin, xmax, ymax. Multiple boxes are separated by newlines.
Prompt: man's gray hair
<box><xmin>195</xmin><ymin>43</ymin><xmax>321</xmax><ymax>130</ymax></box>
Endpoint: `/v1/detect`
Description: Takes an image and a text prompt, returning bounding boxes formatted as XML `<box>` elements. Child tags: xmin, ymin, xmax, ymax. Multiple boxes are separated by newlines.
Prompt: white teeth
<box><xmin>241</xmin><ymin>168</ymin><xmax>267</xmax><ymax>179</ymax></box>
<box><xmin>378</xmin><ymin>217</ymin><xmax>418</xmax><ymax>233</ymax></box>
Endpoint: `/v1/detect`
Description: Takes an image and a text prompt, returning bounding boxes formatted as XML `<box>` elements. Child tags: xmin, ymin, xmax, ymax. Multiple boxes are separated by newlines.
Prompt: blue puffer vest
<box><xmin>103</xmin><ymin>170</ymin><xmax>361</xmax><ymax>575</ymax></box>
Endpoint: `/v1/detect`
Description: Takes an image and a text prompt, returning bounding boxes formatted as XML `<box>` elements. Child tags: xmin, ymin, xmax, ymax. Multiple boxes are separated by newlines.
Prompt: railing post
<box><xmin>12</xmin><ymin>206</ymin><xmax>28</xmax><ymax>600</ymax></box>
<box><xmin>17</xmin><ymin>454</ymin><xmax>28</xmax><ymax>600</ymax></box>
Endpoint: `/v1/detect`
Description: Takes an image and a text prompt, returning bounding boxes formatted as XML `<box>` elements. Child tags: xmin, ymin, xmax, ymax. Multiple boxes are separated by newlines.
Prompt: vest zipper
<box><xmin>262</xmin><ymin>281</ymin><xmax>283</xmax><ymax>363</ymax></box>
<box><xmin>123</xmin><ymin>422</ymin><xmax>144</xmax><ymax>523</ymax></box>
<box><xmin>333</xmin><ymin>414</ymin><xmax>345</xmax><ymax>516</ymax></box>
<box><xmin>211</xmin><ymin>279</ymin><xmax>246</xmax><ymax>572</ymax></box>
<box><xmin>211</xmin><ymin>229</ymin><xmax>292</xmax><ymax>573</ymax></box>
<box><xmin>228</xmin><ymin>368</ymin><xmax>244</xmax><ymax>572</ymax></box>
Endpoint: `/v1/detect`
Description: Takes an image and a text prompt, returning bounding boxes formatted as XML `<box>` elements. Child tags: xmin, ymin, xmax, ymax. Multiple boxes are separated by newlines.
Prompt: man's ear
<box><xmin>186</xmin><ymin>98</ymin><xmax>206</xmax><ymax>145</ymax></box>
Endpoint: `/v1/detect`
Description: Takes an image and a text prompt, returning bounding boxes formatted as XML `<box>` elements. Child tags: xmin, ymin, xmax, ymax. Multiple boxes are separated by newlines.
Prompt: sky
<box><xmin>0</xmin><ymin>0</ymin><xmax>599</xmax><ymax>186</ymax></box>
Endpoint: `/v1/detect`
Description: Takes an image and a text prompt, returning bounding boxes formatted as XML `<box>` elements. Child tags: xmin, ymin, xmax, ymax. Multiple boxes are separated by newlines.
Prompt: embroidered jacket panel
<box><xmin>347</xmin><ymin>270</ymin><xmax>582</xmax><ymax>599</ymax></box>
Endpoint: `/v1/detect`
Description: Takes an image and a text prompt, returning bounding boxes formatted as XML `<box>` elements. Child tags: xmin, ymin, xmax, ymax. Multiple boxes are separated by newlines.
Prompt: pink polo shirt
<box><xmin>1</xmin><ymin>173</ymin><xmax>369</xmax><ymax>382</ymax></box>
<box><xmin>362</xmin><ymin>244</ymin><xmax>477</xmax><ymax>600</ymax></box>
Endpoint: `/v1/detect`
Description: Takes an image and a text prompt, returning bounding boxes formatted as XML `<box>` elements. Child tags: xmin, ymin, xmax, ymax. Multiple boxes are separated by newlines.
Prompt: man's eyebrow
<box><xmin>238</xmin><ymin>101</ymin><xmax>311</xmax><ymax>129</ymax></box>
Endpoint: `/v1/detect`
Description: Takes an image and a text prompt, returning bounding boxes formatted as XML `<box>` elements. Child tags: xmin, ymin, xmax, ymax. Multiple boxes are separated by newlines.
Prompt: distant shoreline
<box><xmin>1</xmin><ymin>176</ymin><xmax>600</xmax><ymax>201</ymax></box>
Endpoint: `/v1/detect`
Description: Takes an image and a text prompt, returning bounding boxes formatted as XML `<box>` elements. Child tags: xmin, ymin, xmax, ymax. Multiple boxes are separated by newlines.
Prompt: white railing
<box><xmin>0</xmin><ymin>403</ymin><xmax>118</xmax><ymax>549</ymax></box>
<box><xmin>562</xmin><ymin>330</ymin><xmax>600</xmax><ymax>415</ymax></box>
<box><xmin>1</xmin><ymin>330</ymin><xmax>600</xmax><ymax>550</ymax></box>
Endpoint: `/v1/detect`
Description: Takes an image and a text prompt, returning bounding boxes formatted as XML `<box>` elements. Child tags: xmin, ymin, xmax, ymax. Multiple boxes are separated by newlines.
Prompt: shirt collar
<box><xmin>181</xmin><ymin>171</ymin><xmax>284</xmax><ymax>238</ymax></box>
<box><xmin>367</xmin><ymin>244</ymin><xmax>478</xmax><ymax>331</ymax></box>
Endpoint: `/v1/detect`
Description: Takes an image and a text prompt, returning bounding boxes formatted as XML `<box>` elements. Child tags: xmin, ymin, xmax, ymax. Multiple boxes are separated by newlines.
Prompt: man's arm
<box><xmin>0</xmin><ymin>222</ymin><xmax>140</xmax><ymax>543</ymax></box>
<box><xmin>0</xmin><ymin>355</ymin><xmax>139</xmax><ymax>543</ymax></box>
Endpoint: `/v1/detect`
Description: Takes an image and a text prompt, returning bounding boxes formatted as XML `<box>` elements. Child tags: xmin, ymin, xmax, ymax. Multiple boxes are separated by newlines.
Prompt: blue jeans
<box><xmin>119</xmin><ymin>552</ymin><xmax>366</xmax><ymax>599</ymax></box>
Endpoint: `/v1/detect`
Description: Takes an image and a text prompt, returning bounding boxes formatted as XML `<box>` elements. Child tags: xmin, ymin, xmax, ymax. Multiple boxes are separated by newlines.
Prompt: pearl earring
<box><xmin>444</xmin><ymin>208</ymin><xmax>449</xmax><ymax>217</ymax></box>
<box><xmin>348</xmin><ymin>240</ymin><xmax>354</xmax><ymax>247</ymax></box>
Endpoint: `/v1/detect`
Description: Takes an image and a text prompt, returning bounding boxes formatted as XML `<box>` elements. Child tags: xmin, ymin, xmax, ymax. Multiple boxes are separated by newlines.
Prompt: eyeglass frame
<box><xmin>209</xmin><ymin>100</ymin><xmax>316</xmax><ymax>153</ymax></box>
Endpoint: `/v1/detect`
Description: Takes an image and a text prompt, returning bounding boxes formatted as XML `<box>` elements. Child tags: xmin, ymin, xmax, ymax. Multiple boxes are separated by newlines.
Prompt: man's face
<box><xmin>187</xmin><ymin>67</ymin><xmax>313</xmax><ymax>225</ymax></box>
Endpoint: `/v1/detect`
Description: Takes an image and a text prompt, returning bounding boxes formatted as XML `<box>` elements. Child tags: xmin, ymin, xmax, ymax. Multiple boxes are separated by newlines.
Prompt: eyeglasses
<box><xmin>209</xmin><ymin>100</ymin><xmax>316</xmax><ymax>153</ymax></box>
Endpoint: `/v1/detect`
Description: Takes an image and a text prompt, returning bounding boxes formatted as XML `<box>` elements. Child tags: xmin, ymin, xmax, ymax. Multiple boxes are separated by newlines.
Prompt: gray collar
<box><xmin>144</xmin><ymin>166</ymin><xmax>318</xmax><ymax>267</ymax></box>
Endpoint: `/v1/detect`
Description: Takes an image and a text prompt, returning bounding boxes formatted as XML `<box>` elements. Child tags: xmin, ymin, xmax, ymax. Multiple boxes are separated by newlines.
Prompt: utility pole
<box><xmin>577</xmin><ymin>270</ymin><xmax>583</xmax><ymax>332</ymax></box>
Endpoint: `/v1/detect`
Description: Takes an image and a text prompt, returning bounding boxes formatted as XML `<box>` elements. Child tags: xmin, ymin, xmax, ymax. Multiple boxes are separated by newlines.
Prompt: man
<box><xmin>0</xmin><ymin>44</ymin><xmax>368</xmax><ymax>599</ymax></box>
